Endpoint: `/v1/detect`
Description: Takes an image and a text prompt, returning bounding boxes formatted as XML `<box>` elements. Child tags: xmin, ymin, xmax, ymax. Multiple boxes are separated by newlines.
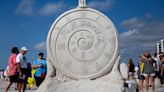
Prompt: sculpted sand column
<box><xmin>79</xmin><ymin>0</ymin><xmax>86</xmax><ymax>7</ymax></box>
<box><xmin>36</xmin><ymin>0</ymin><xmax>124</xmax><ymax>92</ymax></box>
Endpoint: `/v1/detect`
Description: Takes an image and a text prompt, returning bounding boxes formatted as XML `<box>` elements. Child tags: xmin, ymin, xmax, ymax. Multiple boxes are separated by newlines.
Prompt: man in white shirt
<box><xmin>16</xmin><ymin>47</ymin><xmax>28</xmax><ymax>92</ymax></box>
<box><xmin>153</xmin><ymin>53</ymin><xmax>161</xmax><ymax>78</ymax></box>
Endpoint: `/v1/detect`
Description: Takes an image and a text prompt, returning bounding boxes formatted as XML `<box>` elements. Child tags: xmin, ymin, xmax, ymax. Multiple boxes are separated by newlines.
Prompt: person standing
<box><xmin>142</xmin><ymin>51</ymin><xmax>155</xmax><ymax>92</ymax></box>
<box><xmin>26</xmin><ymin>62</ymin><xmax>32</xmax><ymax>89</ymax></box>
<box><xmin>137</xmin><ymin>55</ymin><xmax>145</xmax><ymax>92</ymax></box>
<box><xmin>16</xmin><ymin>47</ymin><xmax>28</xmax><ymax>92</ymax></box>
<box><xmin>160</xmin><ymin>54</ymin><xmax>164</xmax><ymax>85</ymax></box>
<box><xmin>5</xmin><ymin>47</ymin><xmax>19</xmax><ymax>92</ymax></box>
<box><xmin>4</xmin><ymin>66</ymin><xmax>9</xmax><ymax>81</ymax></box>
<box><xmin>153</xmin><ymin>53</ymin><xmax>161</xmax><ymax>79</ymax></box>
<box><xmin>33</xmin><ymin>52</ymin><xmax>47</xmax><ymax>87</ymax></box>
<box><xmin>127</xmin><ymin>58</ymin><xmax>135</xmax><ymax>80</ymax></box>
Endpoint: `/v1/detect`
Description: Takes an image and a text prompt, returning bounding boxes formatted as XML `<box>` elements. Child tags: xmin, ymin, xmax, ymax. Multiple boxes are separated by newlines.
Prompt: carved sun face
<box><xmin>47</xmin><ymin>8</ymin><xmax>119</xmax><ymax>79</ymax></box>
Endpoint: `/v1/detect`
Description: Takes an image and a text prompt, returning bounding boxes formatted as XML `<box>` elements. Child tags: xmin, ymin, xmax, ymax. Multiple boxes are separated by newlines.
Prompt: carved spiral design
<box><xmin>67</xmin><ymin>21</ymin><xmax>106</xmax><ymax>62</ymax></box>
<box><xmin>47</xmin><ymin>9</ymin><xmax>119</xmax><ymax>79</ymax></box>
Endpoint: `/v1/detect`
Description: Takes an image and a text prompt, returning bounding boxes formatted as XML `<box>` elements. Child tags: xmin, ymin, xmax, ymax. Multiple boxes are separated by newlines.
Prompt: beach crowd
<box><xmin>1</xmin><ymin>47</ymin><xmax>164</xmax><ymax>92</ymax></box>
<box><xmin>127</xmin><ymin>51</ymin><xmax>164</xmax><ymax>92</ymax></box>
<box><xmin>1</xmin><ymin>46</ymin><xmax>47</xmax><ymax>92</ymax></box>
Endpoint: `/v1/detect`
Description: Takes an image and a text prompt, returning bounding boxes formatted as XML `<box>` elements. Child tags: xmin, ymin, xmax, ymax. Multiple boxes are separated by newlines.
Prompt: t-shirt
<box><xmin>143</xmin><ymin>58</ymin><xmax>155</xmax><ymax>74</ymax></box>
<box><xmin>16</xmin><ymin>53</ymin><xmax>28</xmax><ymax>68</ymax></box>
<box><xmin>153</xmin><ymin>56</ymin><xmax>161</xmax><ymax>71</ymax></box>
<box><xmin>8</xmin><ymin>54</ymin><xmax>17</xmax><ymax>76</ymax></box>
<box><xmin>33</xmin><ymin>59</ymin><xmax>47</xmax><ymax>77</ymax></box>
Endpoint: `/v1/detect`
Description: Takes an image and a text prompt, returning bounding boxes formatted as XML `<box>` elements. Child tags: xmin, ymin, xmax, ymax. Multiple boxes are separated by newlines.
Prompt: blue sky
<box><xmin>0</xmin><ymin>0</ymin><xmax>164</xmax><ymax>69</ymax></box>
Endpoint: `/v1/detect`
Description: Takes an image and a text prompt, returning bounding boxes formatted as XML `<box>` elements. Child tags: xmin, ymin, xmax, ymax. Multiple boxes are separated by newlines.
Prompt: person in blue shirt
<box><xmin>33</xmin><ymin>52</ymin><xmax>47</xmax><ymax>87</ymax></box>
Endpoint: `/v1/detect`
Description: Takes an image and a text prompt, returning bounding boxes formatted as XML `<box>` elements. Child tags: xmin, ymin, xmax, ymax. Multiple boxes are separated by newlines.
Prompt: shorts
<box><xmin>143</xmin><ymin>73</ymin><xmax>155</xmax><ymax>77</ymax></box>
<box><xmin>155</xmin><ymin>71</ymin><xmax>161</xmax><ymax>78</ymax></box>
<box><xmin>9</xmin><ymin>75</ymin><xmax>18</xmax><ymax>83</ymax></box>
<box><xmin>18</xmin><ymin>68</ymin><xmax>27</xmax><ymax>83</ymax></box>
<box><xmin>128</xmin><ymin>72</ymin><xmax>135</xmax><ymax>77</ymax></box>
<box><xmin>138</xmin><ymin>73</ymin><xmax>145</xmax><ymax>80</ymax></box>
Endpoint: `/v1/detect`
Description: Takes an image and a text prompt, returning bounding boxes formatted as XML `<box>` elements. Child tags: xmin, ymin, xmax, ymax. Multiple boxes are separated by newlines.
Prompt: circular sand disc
<box><xmin>47</xmin><ymin>8</ymin><xmax>119</xmax><ymax>79</ymax></box>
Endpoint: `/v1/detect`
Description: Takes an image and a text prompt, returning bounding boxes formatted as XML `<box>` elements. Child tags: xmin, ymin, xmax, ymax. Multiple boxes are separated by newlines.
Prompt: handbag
<box><xmin>41</xmin><ymin>73</ymin><xmax>46</xmax><ymax>78</ymax></box>
<box><xmin>27</xmin><ymin>77</ymin><xmax>36</xmax><ymax>88</ymax></box>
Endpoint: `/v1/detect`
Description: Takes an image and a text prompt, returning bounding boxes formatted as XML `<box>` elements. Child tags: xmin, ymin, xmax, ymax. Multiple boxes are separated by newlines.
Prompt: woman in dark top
<box><xmin>127</xmin><ymin>58</ymin><xmax>135</xmax><ymax>80</ymax></box>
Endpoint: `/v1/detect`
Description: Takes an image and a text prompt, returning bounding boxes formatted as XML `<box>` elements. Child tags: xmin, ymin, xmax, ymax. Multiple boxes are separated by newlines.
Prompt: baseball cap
<box><xmin>38</xmin><ymin>52</ymin><xmax>44</xmax><ymax>56</ymax></box>
<box><xmin>21</xmin><ymin>46</ymin><xmax>28</xmax><ymax>51</ymax></box>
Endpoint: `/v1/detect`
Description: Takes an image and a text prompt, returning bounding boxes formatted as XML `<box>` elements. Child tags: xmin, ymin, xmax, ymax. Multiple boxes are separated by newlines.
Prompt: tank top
<box><xmin>143</xmin><ymin>58</ymin><xmax>155</xmax><ymax>74</ymax></box>
<box><xmin>129</xmin><ymin>64</ymin><xmax>135</xmax><ymax>72</ymax></box>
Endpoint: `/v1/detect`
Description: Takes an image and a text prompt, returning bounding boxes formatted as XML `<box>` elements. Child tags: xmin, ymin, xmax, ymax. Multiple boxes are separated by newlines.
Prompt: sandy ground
<box><xmin>0</xmin><ymin>79</ymin><xmax>164</xmax><ymax>92</ymax></box>
<box><xmin>0</xmin><ymin>80</ymin><xmax>37</xmax><ymax>92</ymax></box>
<box><xmin>144</xmin><ymin>86</ymin><xmax>164</xmax><ymax>92</ymax></box>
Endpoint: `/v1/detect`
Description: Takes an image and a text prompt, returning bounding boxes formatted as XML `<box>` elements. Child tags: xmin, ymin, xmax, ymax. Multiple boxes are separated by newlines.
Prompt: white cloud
<box><xmin>121</xmin><ymin>17</ymin><xmax>145</xmax><ymax>29</ymax></box>
<box><xmin>15</xmin><ymin>0</ymin><xmax>114</xmax><ymax>16</ymax></box>
<box><xmin>120</xmin><ymin>15</ymin><xmax>164</xmax><ymax>56</ymax></box>
<box><xmin>15</xmin><ymin>1</ymin><xmax>70</xmax><ymax>16</ymax></box>
<box><xmin>120</xmin><ymin>29</ymin><xmax>139</xmax><ymax>38</ymax></box>
<box><xmin>88</xmin><ymin>0</ymin><xmax>115</xmax><ymax>11</ymax></box>
<box><xmin>38</xmin><ymin>0</ymin><xmax>115</xmax><ymax>16</ymax></box>
<box><xmin>38</xmin><ymin>2</ymin><xmax>69</xmax><ymax>16</ymax></box>
<box><xmin>15</xmin><ymin>0</ymin><xmax>35</xmax><ymax>15</ymax></box>
<box><xmin>34</xmin><ymin>42</ymin><xmax>46</xmax><ymax>50</ymax></box>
